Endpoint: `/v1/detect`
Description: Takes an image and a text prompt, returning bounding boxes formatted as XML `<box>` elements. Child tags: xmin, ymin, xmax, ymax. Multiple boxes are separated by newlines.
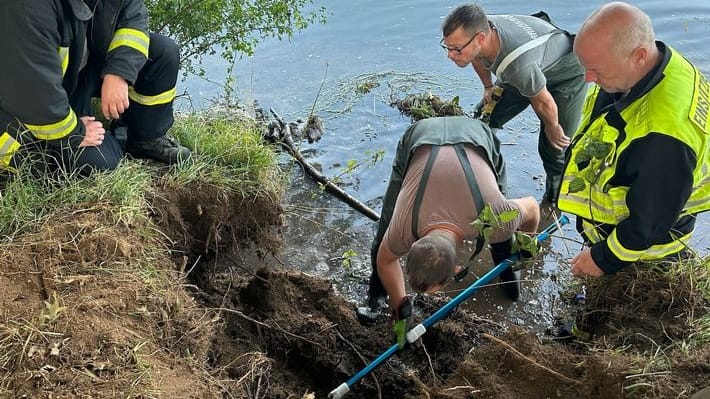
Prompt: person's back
<box><xmin>485</xmin><ymin>14</ymin><xmax>581</xmax><ymax>94</ymax></box>
<box><xmin>383</xmin><ymin>143</ymin><xmax>519</xmax><ymax>257</ymax></box>
<box><xmin>363</xmin><ymin>117</ymin><xmax>540</xmax><ymax>324</ymax></box>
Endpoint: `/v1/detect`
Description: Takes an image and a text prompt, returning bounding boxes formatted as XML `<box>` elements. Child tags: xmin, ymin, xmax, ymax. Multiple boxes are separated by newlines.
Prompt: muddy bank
<box><xmin>1</xmin><ymin>162</ymin><xmax>708</xmax><ymax>399</ymax></box>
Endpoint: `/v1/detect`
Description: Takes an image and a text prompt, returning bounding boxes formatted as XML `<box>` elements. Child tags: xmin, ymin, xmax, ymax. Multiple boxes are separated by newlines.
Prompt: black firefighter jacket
<box><xmin>0</xmin><ymin>0</ymin><xmax>150</xmax><ymax>147</ymax></box>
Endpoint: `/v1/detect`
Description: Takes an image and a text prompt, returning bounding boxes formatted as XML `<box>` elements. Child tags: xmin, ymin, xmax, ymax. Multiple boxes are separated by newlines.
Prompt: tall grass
<box><xmin>0</xmin><ymin>111</ymin><xmax>282</xmax><ymax>240</ymax></box>
<box><xmin>0</xmin><ymin>162</ymin><xmax>152</xmax><ymax>239</ymax></box>
<box><xmin>166</xmin><ymin>112</ymin><xmax>283</xmax><ymax>198</ymax></box>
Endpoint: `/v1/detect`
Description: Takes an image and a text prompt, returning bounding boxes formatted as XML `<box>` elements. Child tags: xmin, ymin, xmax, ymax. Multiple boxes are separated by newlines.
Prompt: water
<box><xmin>182</xmin><ymin>1</ymin><xmax>710</xmax><ymax>329</ymax></box>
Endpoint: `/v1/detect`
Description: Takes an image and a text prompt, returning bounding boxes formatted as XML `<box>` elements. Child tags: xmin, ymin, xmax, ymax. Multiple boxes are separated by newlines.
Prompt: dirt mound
<box><xmin>193</xmin><ymin>263</ymin><xmax>677</xmax><ymax>398</ymax></box>
<box><xmin>0</xmin><ymin>205</ymin><xmax>218</xmax><ymax>398</ymax></box>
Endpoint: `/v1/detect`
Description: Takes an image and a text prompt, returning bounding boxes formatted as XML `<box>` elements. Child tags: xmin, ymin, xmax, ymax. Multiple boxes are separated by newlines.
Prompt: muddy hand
<box><xmin>570</xmin><ymin>249</ymin><xmax>604</xmax><ymax>277</ymax></box>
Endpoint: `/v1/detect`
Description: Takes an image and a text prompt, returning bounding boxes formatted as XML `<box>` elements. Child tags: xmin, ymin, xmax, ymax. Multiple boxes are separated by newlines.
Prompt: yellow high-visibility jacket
<box><xmin>558</xmin><ymin>43</ymin><xmax>710</xmax><ymax>273</ymax></box>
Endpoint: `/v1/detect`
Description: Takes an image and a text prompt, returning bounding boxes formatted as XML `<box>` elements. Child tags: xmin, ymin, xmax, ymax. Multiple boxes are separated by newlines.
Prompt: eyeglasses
<box><xmin>440</xmin><ymin>33</ymin><xmax>479</xmax><ymax>55</ymax></box>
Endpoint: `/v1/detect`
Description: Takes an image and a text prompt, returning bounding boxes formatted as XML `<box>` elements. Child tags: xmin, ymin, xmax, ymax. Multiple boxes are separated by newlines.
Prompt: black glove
<box><xmin>391</xmin><ymin>296</ymin><xmax>413</xmax><ymax>349</ymax></box>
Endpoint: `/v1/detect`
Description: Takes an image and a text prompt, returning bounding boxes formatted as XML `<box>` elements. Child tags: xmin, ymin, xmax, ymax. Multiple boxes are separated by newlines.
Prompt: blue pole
<box><xmin>328</xmin><ymin>215</ymin><xmax>569</xmax><ymax>399</ymax></box>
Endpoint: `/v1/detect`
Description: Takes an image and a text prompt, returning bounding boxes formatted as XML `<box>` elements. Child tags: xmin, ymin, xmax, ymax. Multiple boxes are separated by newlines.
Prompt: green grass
<box><xmin>0</xmin><ymin>162</ymin><xmax>152</xmax><ymax>239</ymax></box>
<box><xmin>166</xmin><ymin>112</ymin><xmax>283</xmax><ymax>197</ymax></box>
<box><xmin>0</xmin><ymin>112</ymin><xmax>282</xmax><ymax>241</ymax></box>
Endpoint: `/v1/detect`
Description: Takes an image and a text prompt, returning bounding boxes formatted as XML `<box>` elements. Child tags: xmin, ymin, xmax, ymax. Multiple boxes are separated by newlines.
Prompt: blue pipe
<box><xmin>328</xmin><ymin>215</ymin><xmax>569</xmax><ymax>399</ymax></box>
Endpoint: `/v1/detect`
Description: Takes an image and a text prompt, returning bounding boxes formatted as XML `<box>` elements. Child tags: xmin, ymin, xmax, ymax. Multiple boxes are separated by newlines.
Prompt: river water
<box><xmin>183</xmin><ymin>1</ymin><xmax>710</xmax><ymax>330</ymax></box>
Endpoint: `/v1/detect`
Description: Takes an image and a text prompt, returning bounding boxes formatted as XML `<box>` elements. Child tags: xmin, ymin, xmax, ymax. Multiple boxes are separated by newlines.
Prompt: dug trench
<box><xmin>1</xmin><ymin>173</ymin><xmax>706</xmax><ymax>398</ymax></box>
<box><xmin>163</xmin><ymin>180</ymin><xmax>709</xmax><ymax>398</ymax></box>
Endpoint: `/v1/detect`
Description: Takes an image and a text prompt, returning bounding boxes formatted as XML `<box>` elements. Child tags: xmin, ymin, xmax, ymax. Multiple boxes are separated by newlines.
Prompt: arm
<box><xmin>102</xmin><ymin>0</ymin><xmax>150</xmax><ymax>83</ymax></box>
<box><xmin>509</xmin><ymin>196</ymin><xmax>540</xmax><ymax>233</ymax></box>
<box><xmin>581</xmin><ymin>135</ymin><xmax>696</xmax><ymax>275</ymax></box>
<box><xmin>376</xmin><ymin>241</ymin><xmax>406</xmax><ymax>310</ymax></box>
<box><xmin>472</xmin><ymin>60</ymin><xmax>495</xmax><ymax>102</ymax></box>
<box><xmin>0</xmin><ymin>1</ymin><xmax>84</xmax><ymax>145</ymax></box>
<box><xmin>100</xmin><ymin>0</ymin><xmax>150</xmax><ymax>119</ymax></box>
<box><xmin>529</xmin><ymin>87</ymin><xmax>570</xmax><ymax>151</ymax></box>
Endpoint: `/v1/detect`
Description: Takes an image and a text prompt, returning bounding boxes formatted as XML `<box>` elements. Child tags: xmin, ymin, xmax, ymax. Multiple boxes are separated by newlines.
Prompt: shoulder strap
<box><xmin>453</xmin><ymin>144</ymin><xmax>484</xmax><ymax>214</ymax></box>
<box><xmin>454</xmin><ymin>144</ymin><xmax>486</xmax><ymax>262</ymax></box>
<box><xmin>496</xmin><ymin>32</ymin><xmax>557</xmax><ymax>77</ymax></box>
<box><xmin>411</xmin><ymin>144</ymin><xmax>487</xmax><ymax>249</ymax></box>
<box><xmin>411</xmin><ymin>145</ymin><xmax>440</xmax><ymax>239</ymax></box>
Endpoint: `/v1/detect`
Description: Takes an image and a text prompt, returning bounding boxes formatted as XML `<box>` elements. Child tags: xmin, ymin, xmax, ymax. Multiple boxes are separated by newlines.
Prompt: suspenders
<box><xmin>410</xmin><ymin>143</ymin><xmax>487</xmax><ymax>261</ymax></box>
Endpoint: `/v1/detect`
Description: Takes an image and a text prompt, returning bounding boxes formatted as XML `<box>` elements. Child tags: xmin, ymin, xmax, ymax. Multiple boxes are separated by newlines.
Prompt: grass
<box><xmin>576</xmin><ymin>255</ymin><xmax>710</xmax><ymax>398</ymax></box>
<box><xmin>0</xmin><ymin>161</ymin><xmax>152</xmax><ymax>239</ymax></box>
<box><xmin>167</xmin><ymin>112</ymin><xmax>283</xmax><ymax>197</ymax></box>
<box><xmin>0</xmin><ymin>111</ymin><xmax>283</xmax><ymax>398</ymax></box>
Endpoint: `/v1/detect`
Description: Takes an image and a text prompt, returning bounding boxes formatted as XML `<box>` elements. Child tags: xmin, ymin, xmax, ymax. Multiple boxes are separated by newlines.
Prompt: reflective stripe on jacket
<box><xmin>0</xmin><ymin>0</ymin><xmax>149</xmax><ymax>149</ymax></box>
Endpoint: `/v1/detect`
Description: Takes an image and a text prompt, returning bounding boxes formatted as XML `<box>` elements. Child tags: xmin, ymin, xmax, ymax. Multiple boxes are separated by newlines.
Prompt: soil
<box><xmin>1</xmin><ymin>177</ymin><xmax>708</xmax><ymax>398</ymax></box>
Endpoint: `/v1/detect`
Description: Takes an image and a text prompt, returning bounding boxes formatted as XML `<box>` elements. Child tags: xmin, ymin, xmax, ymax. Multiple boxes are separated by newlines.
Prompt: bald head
<box><xmin>575</xmin><ymin>2</ymin><xmax>659</xmax><ymax>93</ymax></box>
<box><xmin>578</xmin><ymin>2</ymin><xmax>655</xmax><ymax>57</ymax></box>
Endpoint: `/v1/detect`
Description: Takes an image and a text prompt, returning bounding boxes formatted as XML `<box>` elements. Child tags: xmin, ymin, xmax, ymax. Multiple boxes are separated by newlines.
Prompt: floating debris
<box><xmin>390</xmin><ymin>92</ymin><xmax>465</xmax><ymax>121</ymax></box>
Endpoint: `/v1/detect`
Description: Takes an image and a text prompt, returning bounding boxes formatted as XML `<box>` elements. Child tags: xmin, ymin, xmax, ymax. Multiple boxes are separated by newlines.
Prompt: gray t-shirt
<box><xmin>483</xmin><ymin>14</ymin><xmax>580</xmax><ymax>97</ymax></box>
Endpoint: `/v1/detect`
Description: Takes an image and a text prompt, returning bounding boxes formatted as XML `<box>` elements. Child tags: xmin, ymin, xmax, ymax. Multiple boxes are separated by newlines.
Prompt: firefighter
<box><xmin>0</xmin><ymin>0</ymin><xmax>190</xmax><ymax>177</ymax></box>
<box><xmin>560</xmin><ymin>2</ymin><xmax>710</xmax><ymax>277</ymax></box>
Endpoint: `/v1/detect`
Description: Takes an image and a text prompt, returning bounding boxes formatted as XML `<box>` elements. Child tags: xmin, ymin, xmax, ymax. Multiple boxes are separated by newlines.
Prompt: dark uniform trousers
<box><xmin>4</xmin><ymin>32</ymin><xmax>178</xmax><ymax>177</ymax></box>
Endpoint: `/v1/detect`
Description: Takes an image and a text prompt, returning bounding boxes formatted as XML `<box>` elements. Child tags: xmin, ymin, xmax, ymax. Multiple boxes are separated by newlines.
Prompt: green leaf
<box><xmin>589</xmin><ymin>141</ymin><xmax>612</xmax><ymax>159</ymax></box>
<box><xmin>451</xmin><ymin>95</ymin><xmax>460</xmax><ymax>106</ymax></box>
<box><xmin>574</xmin><ymin>147</ymin><xmax>593</xmax><ymax>163</ymax></box>
<box><xmin>513</xmin><ymin>232</ymin><xmax>538</xmax><ymax>256</ymax></box>
<box><xmin>497</xmin><ymin>208</ymin><xmax>520</xmax><ymax>223</ymax></box>
<box><xmin>344</xmin><ymin>159</ymin><xmax>358</xmax><ymax>173</ymax></box>
<box><xmin>341</xmin><ymin>249</ymin><xmax>357</xmax><ymax>268</ymax></box>
<box><xmin>392</xmin><ymin>319</ymin><xmax>407</xmax><ymax>349</ymax></box>
<box><xmin>584</xmin><ymin>167</ymin><xmax>599</xmax><ymax>184</ymax></box>
<box><xmin>568</xmin><ymin>177</ymin><xmax>586</xmax><ymax>193</ymax></box>
<box><xmin>146</xmin><ymin>1</ymin><xmax>327</xmax><ymax>80</ymax></box>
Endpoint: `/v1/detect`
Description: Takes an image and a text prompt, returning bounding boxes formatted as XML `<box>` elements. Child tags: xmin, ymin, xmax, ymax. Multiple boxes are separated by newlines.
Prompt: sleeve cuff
<box><xmin>590</xmin><ymin>241</ymin><xmax>632</xmax><ymax>274</ymax></box>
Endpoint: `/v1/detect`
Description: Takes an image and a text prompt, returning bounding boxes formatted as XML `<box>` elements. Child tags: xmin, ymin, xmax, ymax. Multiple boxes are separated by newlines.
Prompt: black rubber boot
<box><xmin>490</xmin><ymin>239</ymin><xmax>521</xmax><ymax>301</ymax></box>
<box><xmin>499</xmin><ymin>266</ymin><xmax>521</xmax><ymax>301</ymax></box>
<box><xmin>356</xmin><ymin>271</ymin><xmax>388</xmax><ymax>326</ymax></box>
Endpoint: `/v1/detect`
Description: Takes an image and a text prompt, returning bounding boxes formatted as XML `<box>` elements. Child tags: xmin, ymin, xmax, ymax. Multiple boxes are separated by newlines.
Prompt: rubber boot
<box><xmin>490</xmin><ymin>239</ymin><xmax>520</xmax><ymax>301</ymax></box>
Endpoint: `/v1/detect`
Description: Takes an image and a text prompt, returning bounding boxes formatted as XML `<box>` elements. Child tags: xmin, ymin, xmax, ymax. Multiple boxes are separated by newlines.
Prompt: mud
<box><xmin>1</xmin><ymin>173</ymin><xmax>708</xmax><ymax>399</ymax></box>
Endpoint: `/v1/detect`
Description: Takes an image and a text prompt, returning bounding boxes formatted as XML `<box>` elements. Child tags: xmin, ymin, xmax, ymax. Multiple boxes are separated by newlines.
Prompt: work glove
<box><xmin>391</xmin><ymin>295</ymin><xmax>413</xmax><ymax>349</ymax></box>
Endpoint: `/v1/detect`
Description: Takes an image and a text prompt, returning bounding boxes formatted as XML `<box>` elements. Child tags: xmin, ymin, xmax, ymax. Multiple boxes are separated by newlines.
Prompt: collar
<box><xmin>612</xmin><ymin>41</ymin><xmax>670</xmax><ymax>111</ymax></box>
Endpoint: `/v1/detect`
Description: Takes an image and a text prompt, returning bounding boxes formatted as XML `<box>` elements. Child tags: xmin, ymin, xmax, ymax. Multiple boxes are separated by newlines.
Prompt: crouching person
<box><xmin>361</xmin><ymin>116</ymin><xmax>540</xmax><ymax>345</ymax></box>
<box><xmin>0</xmin><ymin>0</ymin><xmax>189</xmax><ymax>177</ymax></box>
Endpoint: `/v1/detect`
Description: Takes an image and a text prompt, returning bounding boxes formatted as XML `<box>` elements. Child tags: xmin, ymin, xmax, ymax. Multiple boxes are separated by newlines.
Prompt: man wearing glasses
<box><xmin>441</xmin><ymin>4</ymin><xmax>586</xmax><ymax>205</ymax></box>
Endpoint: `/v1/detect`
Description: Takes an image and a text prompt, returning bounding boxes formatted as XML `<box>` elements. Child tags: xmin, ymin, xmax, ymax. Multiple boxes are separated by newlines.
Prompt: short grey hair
<box><xmin>614</xmin><ymin>10</ymin><xmax>655</xmax><ymax>55</ymax></box>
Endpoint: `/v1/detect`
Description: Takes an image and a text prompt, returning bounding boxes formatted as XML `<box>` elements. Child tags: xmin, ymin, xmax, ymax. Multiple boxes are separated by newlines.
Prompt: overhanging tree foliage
<box><xmin>145</xmin><ymin>0</ymin><xmax>327</xmax><ymax>77</ymax></box>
